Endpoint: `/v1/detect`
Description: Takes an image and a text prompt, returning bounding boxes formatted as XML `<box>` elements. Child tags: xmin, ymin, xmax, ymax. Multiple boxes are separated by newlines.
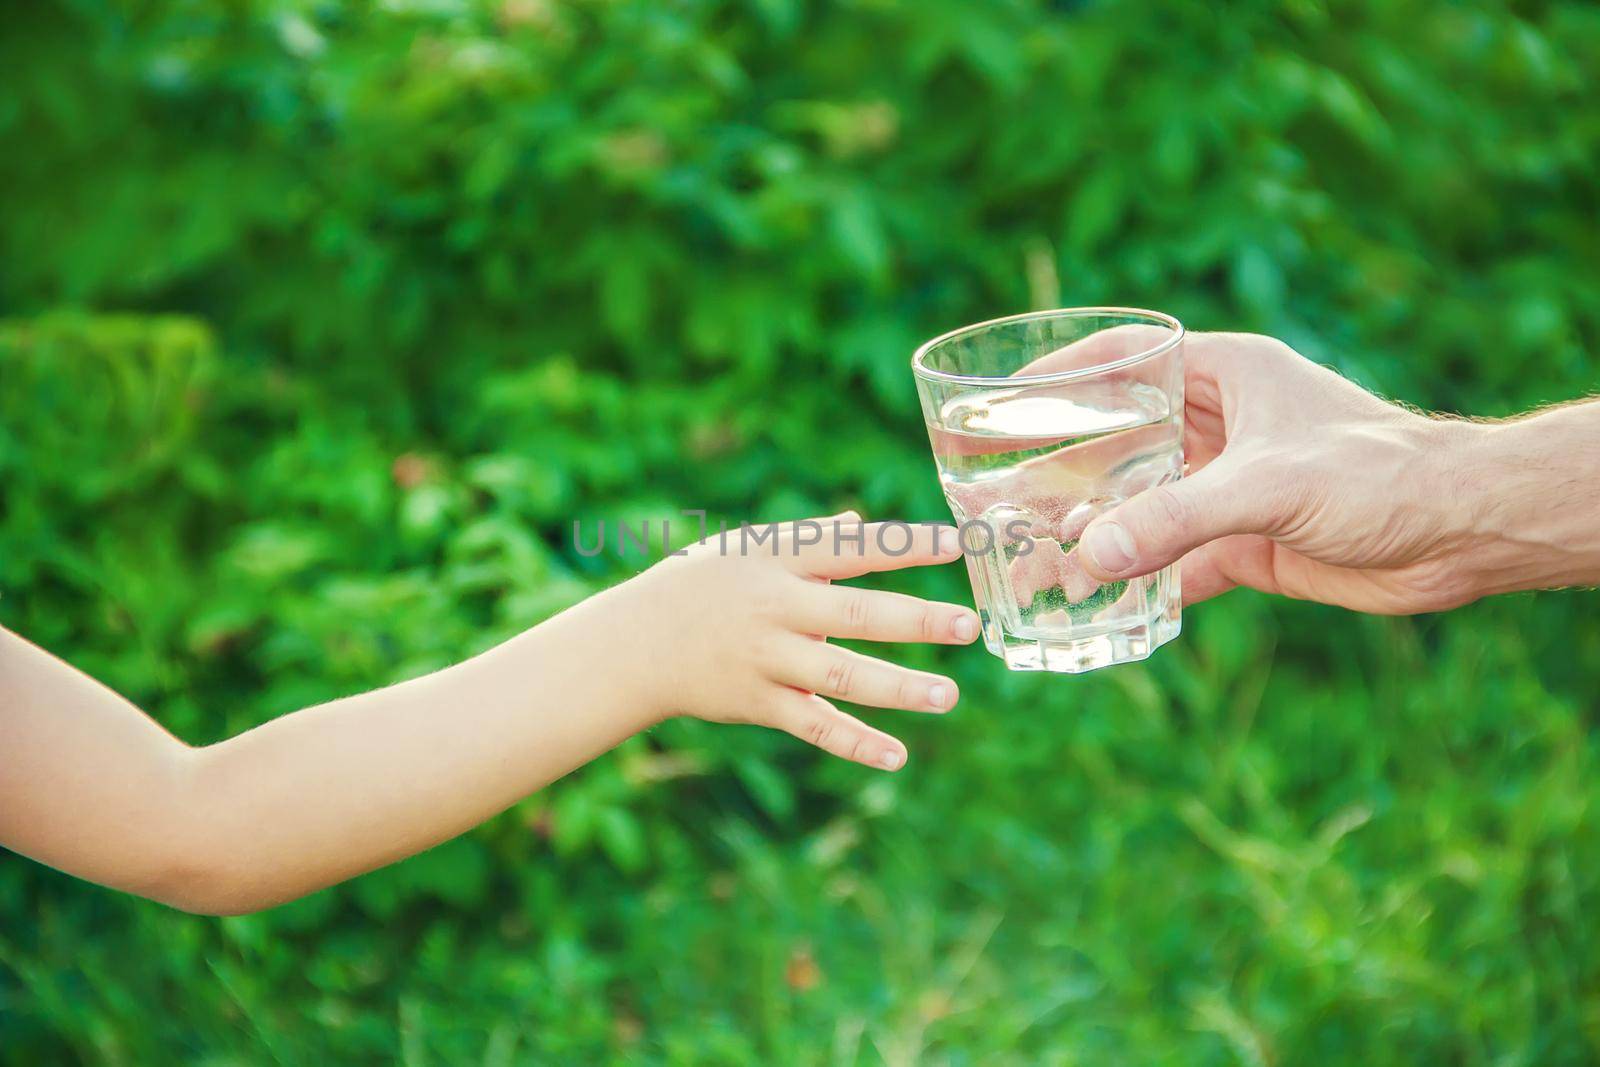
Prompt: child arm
<box><xmin>0</xmin><ymin>590</ymin><xmax>649</xmax><ymax>915</ymax></box>
<box><xmin>1</xmin><ymin>515</ymin><xmax>978</xmax><ymax>914</ymax></box>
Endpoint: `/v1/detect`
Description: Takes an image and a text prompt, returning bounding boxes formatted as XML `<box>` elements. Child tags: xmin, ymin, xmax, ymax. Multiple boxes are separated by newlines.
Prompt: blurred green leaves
<box><xmin>2</xmin><ymin>0</ymin><xmax>1600</xmax><ymax>1063</ymax></box>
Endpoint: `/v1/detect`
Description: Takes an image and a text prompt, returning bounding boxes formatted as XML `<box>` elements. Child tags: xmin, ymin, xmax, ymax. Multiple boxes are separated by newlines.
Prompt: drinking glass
<box><xmin>911</xmin><ymin>307</ymin><xmax>1185</xmax><ymax>673</ymax></box>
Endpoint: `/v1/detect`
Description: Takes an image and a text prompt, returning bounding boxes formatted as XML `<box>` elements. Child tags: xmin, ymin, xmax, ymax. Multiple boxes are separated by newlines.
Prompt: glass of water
<box><xmin>911</xmin><ymin>307</ymin><xmax>1185</xmax><ymax>673</ymax></box>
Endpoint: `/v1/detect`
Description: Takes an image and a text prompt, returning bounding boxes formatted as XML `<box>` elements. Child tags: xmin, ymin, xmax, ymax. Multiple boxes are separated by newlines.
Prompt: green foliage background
<box><xmin>3</xmin><ymin>1</ymin><xmax>1599</xmax><ymax>1062</ymax></box>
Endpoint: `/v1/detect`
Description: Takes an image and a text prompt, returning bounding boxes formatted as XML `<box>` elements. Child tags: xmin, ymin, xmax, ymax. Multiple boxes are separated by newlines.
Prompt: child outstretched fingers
<box><xmin>0</xmin><ymin>512</ymin><xmax>976</xmax><ymax>914</ymax></box>
<box><xmin>629</xmin><ymin>511</ymin><xmax>979</xmax><ymax>771</ymax></box>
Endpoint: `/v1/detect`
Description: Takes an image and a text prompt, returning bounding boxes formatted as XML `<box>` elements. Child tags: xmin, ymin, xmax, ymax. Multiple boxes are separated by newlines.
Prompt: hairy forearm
<box><xmin>1443</xmin><ymin>399</ymin><xmax>1600</xmax><ymax>598</ymax></box>
<box><xmin>1</xmin><ymin>587</ymin><xmax>653</xmax><ymax>914</ymax></box>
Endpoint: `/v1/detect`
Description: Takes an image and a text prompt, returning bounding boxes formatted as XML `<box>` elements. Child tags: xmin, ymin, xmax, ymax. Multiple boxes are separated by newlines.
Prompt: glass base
<box><xmin>983</xmin><ymin>613</ymin><xmax>1180</xmax><ymax>674</ymax></box>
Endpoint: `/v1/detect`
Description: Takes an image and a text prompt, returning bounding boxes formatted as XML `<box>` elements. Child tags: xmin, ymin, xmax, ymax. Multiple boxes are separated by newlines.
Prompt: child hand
<box><xmin>617</xmin><ymin>512</ymin><xmax>980</xmax><ymax>771</ymax></box>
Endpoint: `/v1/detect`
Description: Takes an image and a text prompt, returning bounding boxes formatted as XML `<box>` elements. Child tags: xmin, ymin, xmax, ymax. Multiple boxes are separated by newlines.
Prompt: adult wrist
<box><xmin>1438</xmin><ymin>403</ymin><xmax>1600</xmax><ymax>598</ymax></box>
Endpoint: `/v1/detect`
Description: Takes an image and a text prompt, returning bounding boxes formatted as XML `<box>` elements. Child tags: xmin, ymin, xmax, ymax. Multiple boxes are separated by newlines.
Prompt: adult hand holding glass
<box><xmin>1064</xmin><ymin>334</ymin><xmax>1600</xmax><ymax>613</ymax></box>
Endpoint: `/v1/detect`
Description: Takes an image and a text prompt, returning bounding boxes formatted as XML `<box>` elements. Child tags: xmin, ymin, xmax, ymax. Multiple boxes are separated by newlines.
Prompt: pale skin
<box><xmin>6</xmin><ymin>337</ymin><xmax>1597</xmax><ymax>916</ymax></box>
<box><xmin>0</xmin><ymin>515</ymin><xmax>980</xmax><ymax>915</ymax></box>
<box><xmin>1064</xmin><ymin>333</ymin><xmax>1600</xmax><ymax>611</ymax></box>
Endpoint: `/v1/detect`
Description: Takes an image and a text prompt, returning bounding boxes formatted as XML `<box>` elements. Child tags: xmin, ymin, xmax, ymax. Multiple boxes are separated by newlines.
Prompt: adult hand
<box><xmin>1071</xmin><ymin>333</ymin><xmax>1600</xmax><ymax>614</ymax></box>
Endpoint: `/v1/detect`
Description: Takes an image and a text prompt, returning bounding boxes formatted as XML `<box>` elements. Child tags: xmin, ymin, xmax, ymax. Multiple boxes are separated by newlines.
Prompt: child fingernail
<box><xmin>927</xmin><ymin>683</ymin><xmax>952</xmax><ymax>710</ymax></box>
<box><xmin>879</xmin><ymin>750</ymin><xmax>904</xmax><ymax>770</ymax></box>
<box><xmin>952</xmin><ymin>615</ymin><xmax>978</xmax><ymax>642</ymax></box>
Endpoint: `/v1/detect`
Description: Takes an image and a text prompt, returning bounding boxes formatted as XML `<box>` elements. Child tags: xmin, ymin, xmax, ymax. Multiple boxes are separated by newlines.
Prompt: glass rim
<box><xmin>910</xmin><ymin>306</ymin><xmax>1185</xmax><ymax>387</ymax></box>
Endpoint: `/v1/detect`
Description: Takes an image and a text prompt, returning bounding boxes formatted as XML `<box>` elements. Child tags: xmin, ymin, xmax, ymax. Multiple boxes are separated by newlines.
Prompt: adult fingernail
<box><xmin>879</xmin><ymin>750</ymin><xmax>904</xmax><ymax>770</ymax></box>
<box><xmin>927</xmin><ymin>683</ymin><xmax>951</xmax><ymax>710</ymax></box>
<box><xmin>952</xmin><ymin>614</ymin><xmax>978</xmax><ymax>642</ymax></box>
<box><xmin>1084</xmin><ymin>521</ymin><xmax>1136</xmax><ymax>574</ymax></box>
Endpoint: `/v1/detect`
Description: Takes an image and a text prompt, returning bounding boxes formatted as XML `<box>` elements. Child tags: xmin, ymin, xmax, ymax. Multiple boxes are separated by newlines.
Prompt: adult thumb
<box><xmin>1078</xmin><ymin>459</ymin><xmax>1263</xmax><ymax>582</ymax></box>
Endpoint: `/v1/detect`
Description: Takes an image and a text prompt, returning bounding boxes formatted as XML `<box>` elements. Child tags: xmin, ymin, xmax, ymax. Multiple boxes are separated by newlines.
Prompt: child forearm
<box><xmin>2</xmin><ymin>516</ymin><xmax>978</xmax><ymax>913</ymax></box>
<box><xmin>170</xmin><ymin>588</ymin><xmax>651</xmax><ymax>913</ymax></box>
<box><xmin>2</xmin><ymin>592</ymin><xmax>651</xmax><ymax>914</ymax></box>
